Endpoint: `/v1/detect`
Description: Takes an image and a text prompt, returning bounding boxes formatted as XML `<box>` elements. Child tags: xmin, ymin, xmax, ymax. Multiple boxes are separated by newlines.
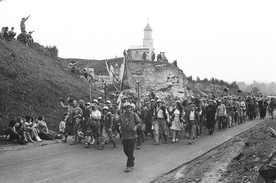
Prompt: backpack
<box><xmin>155</xmin><ymin>106</ymin><xmax>167</xmax><ymax>120</ymax></box>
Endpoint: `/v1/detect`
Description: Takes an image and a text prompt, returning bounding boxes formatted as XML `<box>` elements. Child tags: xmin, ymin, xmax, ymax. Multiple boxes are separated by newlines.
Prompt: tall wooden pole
<box><xmin>137</xmin><ymin>81</ymin><xmax>140</xmax><ymax>110</ymax></box>
<box><xmin>89</xmin><ymin>81</ymin><xmax>92</xmax><ymax>102</ymax></box>
<box><xmin>104</xmin><ymin>82</ymin><xmax>107</xmax><ymax>103</ymax></box>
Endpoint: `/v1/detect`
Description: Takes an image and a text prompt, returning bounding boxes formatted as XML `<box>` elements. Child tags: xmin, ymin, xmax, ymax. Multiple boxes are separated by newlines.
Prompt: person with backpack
<box><xmin>153</xmin><ymin>99</ymin><xmax>170</xmax><ymax>145</ymax></box>
<box><xmin>98</xmin><ymin>106</ymin><xmax>116</xmax><ymax>150</ymax></box>
<box><xmin>170</xmin><ymin>101</ymin><xmax>184</xmax><ymax>143</ymax></box>
<box><xmin>119</xmin><ymin>102</ymin><xmax>142</xmax><ymax>172</ymax></box>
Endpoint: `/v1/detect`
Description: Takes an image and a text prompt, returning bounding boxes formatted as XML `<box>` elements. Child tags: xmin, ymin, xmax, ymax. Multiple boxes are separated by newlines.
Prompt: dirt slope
<box><xmin>0</xmin><ymin>39</ymin><xmax>101</xmax><ymax>132</ymax></box>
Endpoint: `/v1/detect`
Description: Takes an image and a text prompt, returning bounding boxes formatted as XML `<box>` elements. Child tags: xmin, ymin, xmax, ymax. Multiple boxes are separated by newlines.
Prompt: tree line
<box><xmin>237</xmin><ymin>81</ymin><xmax>276</xmax><ymax>96</ymax></box>
<box><xmin>186</xmin><ymin>76</ymin><xmax>239</xmax><ymax>89</ymax></box>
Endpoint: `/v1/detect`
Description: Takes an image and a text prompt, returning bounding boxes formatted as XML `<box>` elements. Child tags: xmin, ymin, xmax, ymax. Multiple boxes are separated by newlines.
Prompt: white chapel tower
<box><xmin>128</xmin><ymin>23</ymin><xmax>154</xmax><ymax>61</ymax></box>
<box><xmin>143</xmin><ymin>23</ymin><xmax>153</xmax><ymax>60</ymax></box>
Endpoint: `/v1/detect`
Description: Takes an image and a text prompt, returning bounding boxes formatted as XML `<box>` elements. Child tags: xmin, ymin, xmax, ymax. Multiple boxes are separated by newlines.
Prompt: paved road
<box><xmin>0</xmin><ymin>119</ymin><xmax>265</xmax><ymax>183</ymax></box>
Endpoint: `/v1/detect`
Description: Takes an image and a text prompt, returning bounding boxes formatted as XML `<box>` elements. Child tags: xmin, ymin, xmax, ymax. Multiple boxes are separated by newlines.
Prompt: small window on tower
<box><xmin>136</xmin><ymin>51</ymin><xmax>138</xmax><ymax>54</ymax></box>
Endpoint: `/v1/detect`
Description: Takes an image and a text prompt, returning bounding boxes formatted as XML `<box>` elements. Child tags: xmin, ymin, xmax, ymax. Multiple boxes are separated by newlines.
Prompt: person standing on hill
<box><xmin>20</xmin><ymin>15</ymin><xmax>30</xmax><ymax>33</ymax></box>
<box><xmin>8</xmin><ymin>27</ymin><xmax>16</xmax><ymax>39</ymax></box>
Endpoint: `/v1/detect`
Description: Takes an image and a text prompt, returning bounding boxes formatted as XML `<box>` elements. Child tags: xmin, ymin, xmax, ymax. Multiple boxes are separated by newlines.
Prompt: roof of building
<box><xmin>144</xmin><ymin>23</ymin><xmax>152</xmax><ymax>31</ymax></box>
<box><xmin>128</xmin><ymin>45</ymin><xmax>149</xmax><ymax>50</ymax></box>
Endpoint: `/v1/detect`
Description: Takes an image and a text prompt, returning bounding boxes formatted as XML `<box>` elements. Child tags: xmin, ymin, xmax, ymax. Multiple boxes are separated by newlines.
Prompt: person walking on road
<box><xmin>216</xmin><ymin>100</ymin><xmax>226</xmax><ymax>130</ymax></box>
<box><xmin>70</xmin><ymin>100</ymin><xmax>83</xmax><ymax>145</ymax></box>
<box><xmin>98</xmin><ymin>106</ymin><xmax>116</xmax><ymax>150</ymax></box>
<box><xmin>85</xmin><ymin>103</ymin><xmax>101</xmax><ymax>148</ymax></box>
<box><xmin>205</xmin><ymin>100</ymin><xmax>217</xmax><ymax>135</ymax></box>
<box><xmin>119</xmin><ymin>102</ymin><xmax>142</xmax><ymax>172</ymax></box>
<box><xmin>153</xmin><ymin>99</ymin><xmax>170</xmax><ymax>145</ymax></box>
<box><xmin>170</xmin><ymin>101</ymin><xmax>184</xmax><ymax>143</ymax></box>
<box><xmin>185</xmin><ymin>103</ymin><xmax>199</xmax><ymax>145</ymax></box>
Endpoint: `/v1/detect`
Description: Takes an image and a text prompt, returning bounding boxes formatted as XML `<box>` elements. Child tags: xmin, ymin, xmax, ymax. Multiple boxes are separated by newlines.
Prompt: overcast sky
<box><xmin>1</xmin><ymin>0</ymin><xmax>276</xmax><ymax>83</ymax></box>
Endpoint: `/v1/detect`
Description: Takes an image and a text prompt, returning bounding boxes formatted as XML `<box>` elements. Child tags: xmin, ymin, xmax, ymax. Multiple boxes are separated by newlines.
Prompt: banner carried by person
<box><xmin>105</xmin><ymin>57</ymin><xmax>130</xmax><ymax>92</ymax></box>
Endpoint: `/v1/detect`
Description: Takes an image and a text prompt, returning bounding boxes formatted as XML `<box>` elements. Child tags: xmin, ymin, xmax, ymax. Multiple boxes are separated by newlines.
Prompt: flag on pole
<box><xmin>105</xmin><ymin>57</ymin><xmax>130</xmax><ymax>92</ymax></box>
<box><xmin>117</xmin><ymin>92</ymin><xmax>124</xmax><ymax>110</ymax></box>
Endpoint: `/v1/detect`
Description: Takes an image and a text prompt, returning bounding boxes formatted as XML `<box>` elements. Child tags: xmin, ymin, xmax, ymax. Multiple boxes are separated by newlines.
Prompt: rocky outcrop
<box><xmin>63</xmin><ymin>58</ymin><xmax>190</xmax><ymax>99</ymax></box>
<box><xmin>127</xmin><ymin>60</ymin><xmax>189</xmax><ymax>99</ymax></box>
<box><xmin>61</xmin><ymin>58</ymin><xmax>239</xmax><ymax>100</ymax></box>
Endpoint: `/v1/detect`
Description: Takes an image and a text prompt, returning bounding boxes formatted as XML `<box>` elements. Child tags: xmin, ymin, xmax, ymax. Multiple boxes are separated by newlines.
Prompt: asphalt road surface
<box><xmin>0</xmin><ymin>119</ymin><xmax>264</xmax><ymax>183</ymax></box>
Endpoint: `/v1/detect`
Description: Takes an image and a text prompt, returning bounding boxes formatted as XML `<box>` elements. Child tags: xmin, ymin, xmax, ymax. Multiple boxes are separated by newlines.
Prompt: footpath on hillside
<box><xmin>0</xmin><ymin>118</ymin><xmax>265</xmax><ymax>183</ymax></box>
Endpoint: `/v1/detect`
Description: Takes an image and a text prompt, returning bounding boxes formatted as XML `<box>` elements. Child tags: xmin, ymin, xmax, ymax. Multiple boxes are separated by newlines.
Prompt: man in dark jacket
<box><xmin>205</xmin><ymin>100</ymin><xmax>217</xmax><ymax>135</ymax></box>
<box><xmin>119</xmin><ymin>102</ymin><xmax>142</xmax><ymax>172</ymax></box>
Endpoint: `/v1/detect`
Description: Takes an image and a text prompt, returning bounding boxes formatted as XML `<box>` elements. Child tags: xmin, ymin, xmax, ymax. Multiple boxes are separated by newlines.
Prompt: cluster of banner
<box><xmin>105</xmin><ymin>57</ymin><xmax>130</xmax><ymax>92</ymax></box>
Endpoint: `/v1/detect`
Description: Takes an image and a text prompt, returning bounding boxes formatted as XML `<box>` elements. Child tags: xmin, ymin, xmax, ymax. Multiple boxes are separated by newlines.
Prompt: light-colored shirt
<box><xmin>91</xmin><ymin>110</ymin><xmax>101</xmax><ymax>120</ymax></box>
<box><xmin>189</xmin><ymin>111</ymin><xmax>195</xmax><ymax>120</ymax></box>
<box><xmin>59</xmin><ymin>121</ymin><xmax>65</xmax><ymax>133</ymax></box>
<box><xmin>239</xmin><ymin>101</ymin><xmax>246</xmax><ymax>110</ymax></box>
<box><xmin>156</xmin><ymin>107</ymin><xmax>164</xmax><ymax>119</ymax></box>
<box><xmin>217</xmin><ymin>104</ymin><xmax>226</xmax><ymax>116</ymax></box>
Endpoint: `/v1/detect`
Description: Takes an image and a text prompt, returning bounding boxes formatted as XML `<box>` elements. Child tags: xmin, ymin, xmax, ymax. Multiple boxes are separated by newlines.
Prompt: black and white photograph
<box><xmin>0</xmin><ymin>0</ymin><xmax>276</xmax><ymax>182</ymax></box>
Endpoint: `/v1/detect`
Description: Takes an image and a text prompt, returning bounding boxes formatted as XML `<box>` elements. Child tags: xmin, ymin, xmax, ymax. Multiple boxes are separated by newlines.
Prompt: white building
<box><xmin>128</xmin><ymin>24</ymin><xmax>154</xmax><ymax>61</ymax></box>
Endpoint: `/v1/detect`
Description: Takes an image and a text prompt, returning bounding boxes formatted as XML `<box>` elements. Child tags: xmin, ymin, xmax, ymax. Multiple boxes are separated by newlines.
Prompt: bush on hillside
<box><xmin>46</xmin><ymin>45</ymin><xmax>58</xmax><ymax>57</ymax></box>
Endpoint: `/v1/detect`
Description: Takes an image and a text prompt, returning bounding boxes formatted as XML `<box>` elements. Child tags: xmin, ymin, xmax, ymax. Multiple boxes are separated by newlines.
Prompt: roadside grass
<box><xmin>222</xmin><ymin>119</ymin><xmax>276</xmax><ymax>182</ymax></box>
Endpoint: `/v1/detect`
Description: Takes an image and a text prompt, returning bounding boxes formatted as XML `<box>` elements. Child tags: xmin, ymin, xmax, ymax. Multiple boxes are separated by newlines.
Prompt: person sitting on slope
<box><xmin>36</xmin><ymin>116</ymin><xmax>56</xmax><ymax>140</ymax></box>
<box><xmin>5</xmin><ymin>120</ymin><xmax>27</xmax><ymax>144</ymax></box>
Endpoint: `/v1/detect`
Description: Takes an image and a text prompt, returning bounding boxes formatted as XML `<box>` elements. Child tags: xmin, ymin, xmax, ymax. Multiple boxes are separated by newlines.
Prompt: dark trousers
<box><xmin>198</xmin><ymin>115</ymin><xmax>204</xmax><ymax>135</ymax></box>
<box><xmin>136</xmin><ymin>130</ymin><xmax>142</xmax><ymax>147</ymax></box>
<box><xmin>6</xmin><ymin>128</ymin><xmax>21</xmax><ymax>141</ymax></box>
<box><xmin>38</xmin><ymin>130</ymin><xmax>56</xmax><ymax>140</ymax></box>
<box><xmin>217</xmin><ymin>116</ymin><xmax>226</xmax><ymax>130</ymax></box>
<box><xmin>122</xmin><ymin>138</ymin><xmax>136</xmax><ymax>168</ymax></box>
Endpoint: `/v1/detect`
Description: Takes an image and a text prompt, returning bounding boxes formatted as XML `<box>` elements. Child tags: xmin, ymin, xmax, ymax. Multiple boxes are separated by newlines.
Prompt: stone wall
<box><xmin>126</xmin><ymin>60</ymin><xmax>189</xmax><ymax>99</ymax></box>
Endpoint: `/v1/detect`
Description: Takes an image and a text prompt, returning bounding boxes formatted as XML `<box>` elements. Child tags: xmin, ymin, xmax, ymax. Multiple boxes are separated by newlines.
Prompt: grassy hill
<box><xmin>0</xmin><ymin>40</ymin><xmax>101</xmax><ymax>133</ymax></box>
